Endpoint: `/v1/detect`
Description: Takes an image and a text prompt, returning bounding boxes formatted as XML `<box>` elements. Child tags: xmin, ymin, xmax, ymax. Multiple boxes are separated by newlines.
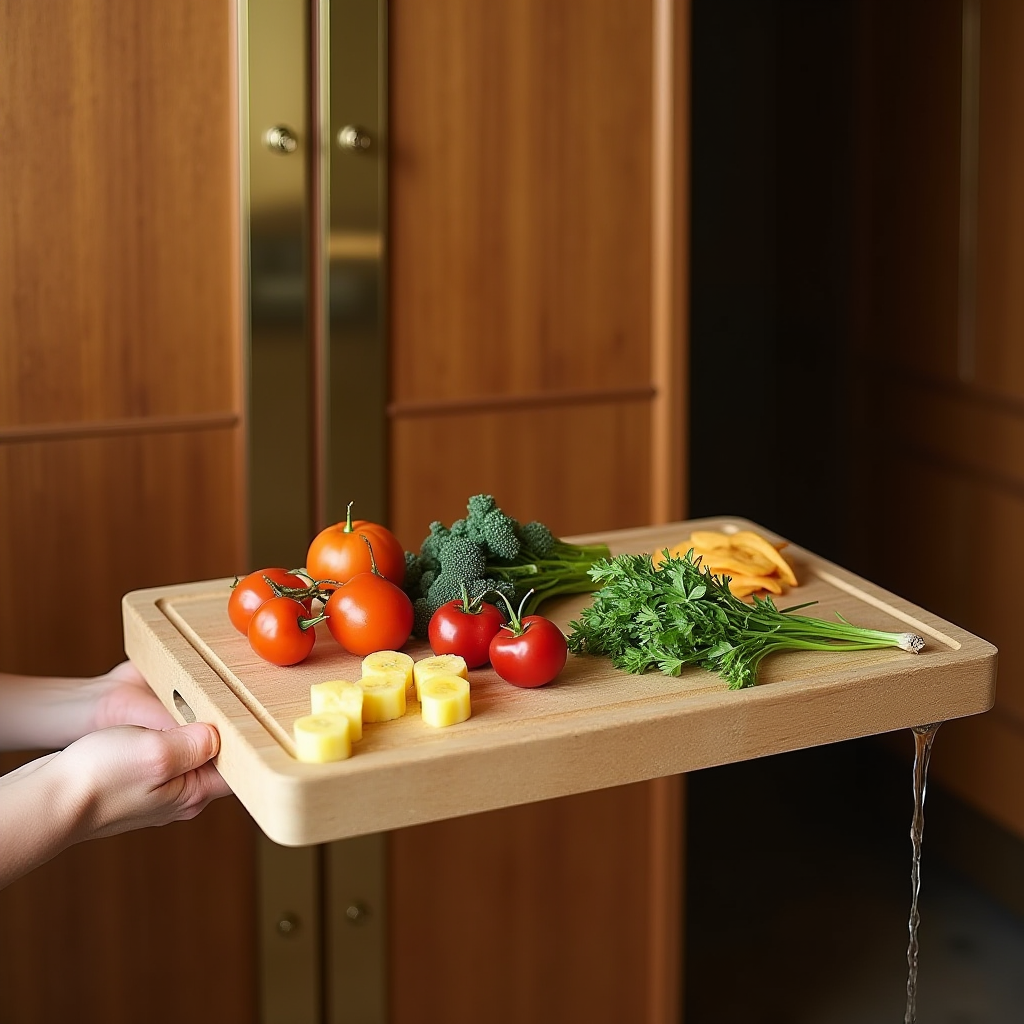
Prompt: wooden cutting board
<box><xmin>122</xmin><ymin>517</ymin><xmax>996</xmax><ymax>846</ymax></box>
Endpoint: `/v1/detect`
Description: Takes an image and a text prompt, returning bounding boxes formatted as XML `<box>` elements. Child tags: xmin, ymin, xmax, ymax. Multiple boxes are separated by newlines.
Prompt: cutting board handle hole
<box><xmin>173</xmin><ymin>691</ymin><xmax>197</xmax><ymax>723</ymax></box>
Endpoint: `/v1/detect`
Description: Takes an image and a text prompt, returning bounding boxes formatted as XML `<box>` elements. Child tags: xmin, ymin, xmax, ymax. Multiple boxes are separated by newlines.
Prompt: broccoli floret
<box><xmin>438</xmin><ymin>536</ymin><xmax>487</xmax><ymax>582</ymax></box>
<box><xmin>464</xmin><ymin>495</ymin><xmax>495</xmax><ymax>545</ymax></box>
<box><xmin>426</xmin><ymin>572</ymin><xmax>466</xmax><ymax>609</ymax></box>
<box><xmin>467</xmin><ymin>576</ymin><xmax>516</xmax><ymax>608</ymax></box>
<box><xmin>412</xmin><ymin>597</ymin><xmax>432</xmax><ymax>638</ymax></box>
<box><xmin>449</xmin><ymin>517</ymin><xmax>472</xmax><ymax>540</ymax></box>
<box><xmin>403</xmin><ymin>550</ymin><xmax>424</xmax><ymax>590</ymax></box>
<box><xmin>467</xmin><ymin>494</ymin><xmax>497</xmax><ymax>521</ymax></box>
<box><xmin>420</xmin><ymin>521</ymin><xmax>450</xmax><ymax>563</ymax></box>
<box><xmin>419</xmin><ymin>568</ymin><xmax>437</xmax><ymax>596</ymax></box>
<box><xmin>519</xmin><ymin>520</ymin><xmax>556</xmax><ymax>558</ymax></box>
<box><xmin>482</xmin><ymin>508</ymin><xmax>521</xmax><ymax>560</ymax></box>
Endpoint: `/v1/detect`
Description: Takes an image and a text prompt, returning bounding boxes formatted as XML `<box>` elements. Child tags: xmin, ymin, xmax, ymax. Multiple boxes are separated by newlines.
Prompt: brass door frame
<box><xmin>241</xmin><ymin>2</ymin><xmax>389</xmax><ymax>1022</ymax></box>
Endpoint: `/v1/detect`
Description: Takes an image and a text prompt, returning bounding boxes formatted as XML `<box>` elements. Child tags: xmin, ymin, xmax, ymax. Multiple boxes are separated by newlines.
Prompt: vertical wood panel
<box><xmin>389</xmin><ymin>401</ymin><xmax>653</xmax><ymax>550</ymax></box>
<box><xmin>0</xmin><ymin>785</ymin><xmax>258</xmax><ymax>1024</ymax></box>
<box><xmin>387</xmin><ymin>1</ymin><xmax>686</xmax><ymax>1020</ymax></box>
<box><xmin>974</xmin><ymin>0</ymin><xmax>1024</xmax><ymax>398</ymax></box>
<box><xmin>0</xmin><ymin>0</ymin><xmax>241</xmax><ymax>427</ymax></box>
<box><xmin>850</xmin><ymin>0</ymin><xmax>1024</xmax><ymax>847</ymax></box>
<box><xmin>390</xmin><ymin>785</ymin><xmax>655</xmax><ymax>1024</ymax></box>
<box><xmin>388</xmin><ymin>0</ymin><xmax>653</xmax><ymax>404</ymax></box>
<box><xmin>0</xmin><ymin>2</ymin><xmax>256</xmax><ymax>1021</ymax></box>
<box><xmin>0</xmin><ymin>429</ymin><xmax>246</xmax><ymax>674</ymax></box>
<box><xmin>849</xmin><ymin>0</ymin><xmax>961</xmax><ymax>379</ymax></box>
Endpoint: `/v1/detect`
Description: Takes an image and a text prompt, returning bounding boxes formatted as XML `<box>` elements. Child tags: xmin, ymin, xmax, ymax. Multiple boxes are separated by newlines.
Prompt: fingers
<box><xmin>149</xmin><ymin>723</ymin><xmax>220</xmax><ymax>783</ymax></box>
<box><xmin>53</xmin><ymin>723</ymin><xmax>232</xmax><ymax>844</ymax></box>
<box><xmin>130</xmin><ymin>693</ymin><xmax>178</xmax><ymax>731</ymax></box>
<box><xmin>173</xmin><ymin>762</ymin><xmax>233</xmax><ymax>819</ymax></box>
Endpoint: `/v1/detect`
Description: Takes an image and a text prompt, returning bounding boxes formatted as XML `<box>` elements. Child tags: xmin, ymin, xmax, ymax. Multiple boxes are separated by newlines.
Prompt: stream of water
<box><xmin>904</xmin><ymin>722</ymin><xmax>941</xmax><ymax>1024</ymax></box>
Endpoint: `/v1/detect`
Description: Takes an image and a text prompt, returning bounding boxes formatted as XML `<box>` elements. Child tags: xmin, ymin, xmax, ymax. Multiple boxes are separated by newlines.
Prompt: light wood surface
<box><xmin>123</xmin><ymin>517</ymin><xmax>996</xmax><ymax>847</ymax></box>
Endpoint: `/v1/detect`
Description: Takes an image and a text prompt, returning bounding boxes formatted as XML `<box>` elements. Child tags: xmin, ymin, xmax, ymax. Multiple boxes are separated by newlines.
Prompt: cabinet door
<box><xmin>850</xmin><ymin>0</ymin><xmax>1024</xmax><ymax>839</ymax></box>
<box><xmin>386</xmin><ymin>2</ymin><xmax>688</xmax><ymax>1021</ymax></box>
<box><xmin>0</xmin><ymin>3</ymin><xmax>256</xmax><ymax>1021</ymax></box>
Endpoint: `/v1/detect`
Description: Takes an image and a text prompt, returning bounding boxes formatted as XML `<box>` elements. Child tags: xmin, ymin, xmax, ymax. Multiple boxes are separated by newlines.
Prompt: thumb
<box><xmin>156</xmin><ymin>723</ymin><xmax>220</xmax><ymax>780</ymax></box>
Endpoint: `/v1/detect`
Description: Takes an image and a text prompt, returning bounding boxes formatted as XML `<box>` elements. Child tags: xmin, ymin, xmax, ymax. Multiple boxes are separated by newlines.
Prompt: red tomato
<box><xmin>489</xmin><ymin>615</ymin><xmax>568</xmax><ymax>688</ymax></box>
<box><xmin>247</xmin><ymin>597</ymin><xmax>318</xmax><ymax>666</ymax></box>
<box><xmin>428</xmin><ymin>598</ymin><xmax>505</xmax><ymax>669</ymax></box>
<box><xmin>306</xmin><ymin>502</ymin><xmax>406</xmax><ymax>586</ymax></box>
<box><xmin>325</xmin><ymin>571</ymin><xmax>414</xmax><ymax>656</ymax></box>
<box><xmin>228</xmin><ymin>568</ymin><xmax>311</xmax><ymax>635</ymax></box>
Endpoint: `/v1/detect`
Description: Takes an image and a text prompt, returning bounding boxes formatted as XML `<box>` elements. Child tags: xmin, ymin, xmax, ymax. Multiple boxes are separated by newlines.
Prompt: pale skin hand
<box><xmin>0</xmin><ymin>661</ymin><xmax>231</xmax><ymax>890</ymax></box>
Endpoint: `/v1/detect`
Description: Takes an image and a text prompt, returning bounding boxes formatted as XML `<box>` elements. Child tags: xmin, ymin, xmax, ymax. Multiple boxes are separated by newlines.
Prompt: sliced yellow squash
<box><xmin>413</xmin><ymin>654</ymin><xmax>468</xmax><ymax>700</ymax></box>
<box><xmin>358</xmin><ymin>672</ymin><xmax>407</xmax><ymax>722</ymax></box>
<box><xmin>419</xmin><ymin>675</ymin><xmax>472</xmax><ymax>728</ymax></box>
<box><xmin>309</xmin><ymin>679</ymin><xmax>364</xmax><ymax>741</ymax></box>
<box><xmin>294</xmin><ymin>713</ymin><xmax>352</xmax><ymax>763</ymax></box>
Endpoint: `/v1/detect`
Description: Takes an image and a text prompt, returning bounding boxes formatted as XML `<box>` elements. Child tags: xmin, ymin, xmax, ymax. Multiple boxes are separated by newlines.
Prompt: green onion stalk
<box><xmin>567</xmin><ymin>549</ymin><xmax>924</xmax><ymax>690</ymax></box>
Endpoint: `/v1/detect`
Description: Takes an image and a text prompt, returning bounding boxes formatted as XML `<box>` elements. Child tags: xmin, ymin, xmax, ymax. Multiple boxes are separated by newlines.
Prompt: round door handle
<box><xmin>264</xmin><ymin>125</ymin><xmax>298</xmax><ymax>155</ymax></box>
<box><xmin>337</xmin><ymin>125</ymin><xmax>372</xmax><ymax>152</ymax></box>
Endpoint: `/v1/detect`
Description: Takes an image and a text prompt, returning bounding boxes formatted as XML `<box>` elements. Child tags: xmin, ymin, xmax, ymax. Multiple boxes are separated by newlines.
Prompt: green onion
<box><xmin>566</xmin><ymin>549</ymin><xmax>924</xmax><ymax>689</ymax></box>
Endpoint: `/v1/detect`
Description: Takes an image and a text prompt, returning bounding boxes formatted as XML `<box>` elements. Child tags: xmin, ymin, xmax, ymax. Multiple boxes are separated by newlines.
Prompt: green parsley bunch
<box><xmin>567</xmin><ymin>549</ymin><xmax>924</xmax><ymax>689</ymax></box>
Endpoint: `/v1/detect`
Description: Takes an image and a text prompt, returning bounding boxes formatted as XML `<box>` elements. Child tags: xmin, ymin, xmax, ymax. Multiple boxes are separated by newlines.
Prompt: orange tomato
<box><xmin>306</xmin><ymin>502</ymin><xmax>406</xmax><ymax>586</ymax></box>
<box><xmin>324</xmin><ymin>571</ymin><xmax>414</xmax><ymax>656</ymax></box>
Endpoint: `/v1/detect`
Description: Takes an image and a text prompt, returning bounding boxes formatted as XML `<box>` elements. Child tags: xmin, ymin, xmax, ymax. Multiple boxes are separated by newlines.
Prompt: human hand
<box><xmin>53</xmin><ymin>722</ymin><xmax>232</xmax><ymax>842</ymax></box>
<box><xmin>88</xmin><ymin>659</ymin><xmax>178</xmax><ymax>732</ymax></box>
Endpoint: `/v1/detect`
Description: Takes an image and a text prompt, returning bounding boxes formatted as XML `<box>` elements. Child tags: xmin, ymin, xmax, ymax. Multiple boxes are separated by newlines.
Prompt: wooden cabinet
<box><xmin>1</xmin><ymin>2</ymin><xmax>689</xmax><ymax>1021</ymax></box>
<box><xmin>0</xmin><ymin>4</ymin><xmax>257</xmax><ymax>1021</ymax></box>
<box><xmin>850</xmin><ymin>0</ymin><xmax>1024</xmax><ymax>840</ymax></box>
<box><xmin>382</xmin><ymin>4</ymin><xmax>688</xmax><ymax>1020</ymax></box>
<box><xmin>385</xmin><ymin>3</ymin><xmax>687</xmax><ymax>1021</ymax></box>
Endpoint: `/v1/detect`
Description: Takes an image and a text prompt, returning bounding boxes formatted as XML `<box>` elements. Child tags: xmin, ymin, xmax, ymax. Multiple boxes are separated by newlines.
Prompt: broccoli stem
<box><xmin>548</xmin><ymin>540</ymin><xmax>612</xmax><ymax>561</ymax></box>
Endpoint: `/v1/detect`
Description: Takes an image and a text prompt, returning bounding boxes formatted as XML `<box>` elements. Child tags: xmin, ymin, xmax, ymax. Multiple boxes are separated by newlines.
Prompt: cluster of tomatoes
<box><xmin>428</xmin><ymin>589</ymin><xmax>567</xmax><ymax>688</ymax></box>
<box><xmin>228</xmin><ymin>505</ymin><xmax>568</xmax><ymax>687</ymax></box>
<box><xmin>228</xmin><ymin>510</ymin><xmax>413</xmax><ymax>666</ymax></box>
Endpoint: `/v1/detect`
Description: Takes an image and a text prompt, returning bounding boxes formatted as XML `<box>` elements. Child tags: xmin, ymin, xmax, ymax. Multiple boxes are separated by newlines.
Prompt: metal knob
<box><xmin>264</xmin><ymin>125</ymin><xmax>298</xmax><ymax>155</ymax></box>
<box><xmin>275</xmin><ymin>912</ymin><xmax>300</xmax><ymax>935</ymax></box>
<box><xmin>345</xmin><ymin>901</ymin><xmax>371</xmax><ymax>925</ymax></box>
<box><xmin>337</xmin><ymin>125</ymin><xmax>372</xmax><ymax>152</ymax></box>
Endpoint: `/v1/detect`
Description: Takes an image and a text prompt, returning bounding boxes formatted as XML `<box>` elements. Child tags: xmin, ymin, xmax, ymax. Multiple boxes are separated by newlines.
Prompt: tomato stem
<box><xmin>299</xmin><ymin>611</ymin><xmax>326</xmax><ymax>631</ymax></box>
<box><xmin>359</xmin><ymin>534</ymin><xmax>383</xmax><ymax>577</ymax></box>
<box><xmin>263</xmin><ymin>573</ymin><xmax>336</xmax><ymax>606</ymax></box>
<box><xmin>487</xmin><ymin>588</ymin><xmax>535</xmax><ymax>637</ymax></box>
<box><xmin>344</xmin><ymin>500</ymin><xmax>356</xmax><ymax>533</ymax></box>
<box><xmin>458</xmin><ymin>584</ymin><xmax>489</xmax><ymax>616</ymax></box>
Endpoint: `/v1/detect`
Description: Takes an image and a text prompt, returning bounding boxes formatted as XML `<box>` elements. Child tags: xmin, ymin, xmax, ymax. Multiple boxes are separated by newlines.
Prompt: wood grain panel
<box><xmin>974</xmin><ymin>0</ymin><xmax>1024</xmax><ymax>398</ymax></box>
<box><xmin>390</xmin><ymin>783</ymin><xmax>657</xmax><ymax>1024</ymax></box>
<box><xmin>859</xmin><ymin>453</ymin><xmax>1023</xmax><ymax>728</ymax></box>
<box><xmin>388</xmin><ymin>0</ymin><xmax>653</xmax><ymax>404</ymax></box>
<box><xmin>848</xmin><ymin>0</ymin><xmax>1024</xmax><ymax>859</ymax></box>
<box><xmin>927</xmin><ymin>709</ymin><xmax>1024</xmax><ymax>845</ymax></box>
<box><xmin>0</xmin><ymin>782</ymin><xmax>258</xmax><ymax>1024</ymax></box>
<box><xmin>0</xmin><ymin>0</ymin><xmax>241</xmax><ymax>429</ymax></box>
<box><xmin>0</xmin><ymin>428</ymin><xmax>246</xmax><ymax>677</ymax></box>
<box><xmin>388</xmin><ymin>400</ymin><xmax>653</xmax><ymax>552</ymax></box>
<box><xmin>886</xmin><ymin>378</ymin><xmax>1024</xmax><ymax>493</ymax></box>
<box><xmin>850</xmin><ymin>0</ymin><xmax>961</xmax><ymax>377</ymax></box>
